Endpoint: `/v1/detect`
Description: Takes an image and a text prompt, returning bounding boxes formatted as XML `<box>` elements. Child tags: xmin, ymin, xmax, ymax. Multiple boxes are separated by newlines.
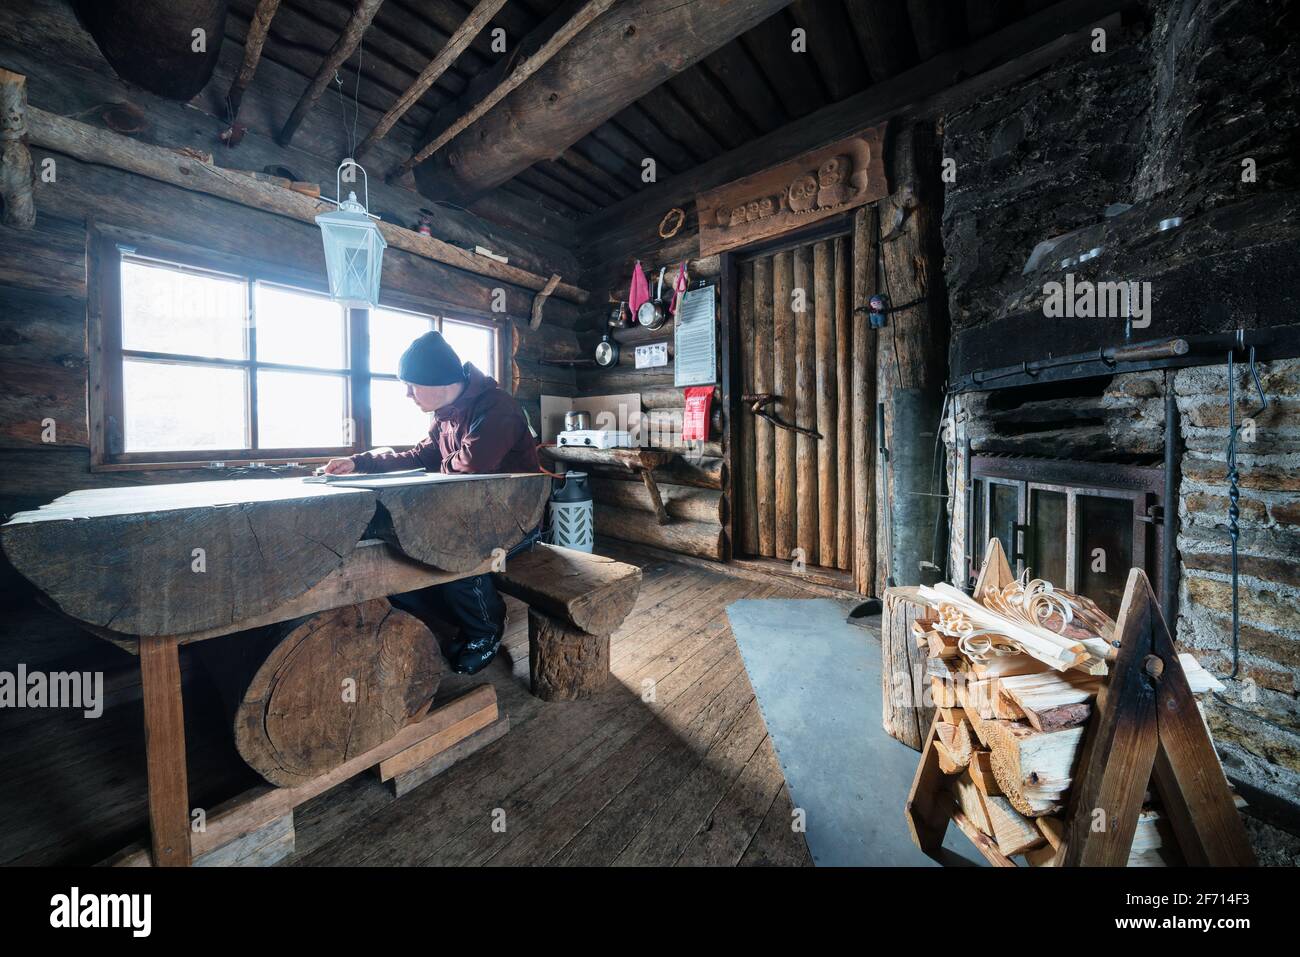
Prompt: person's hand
<box><xmin>320</xmin><ymin>457</ymin><xmax>356</xmax><ymax>476</ymax></box>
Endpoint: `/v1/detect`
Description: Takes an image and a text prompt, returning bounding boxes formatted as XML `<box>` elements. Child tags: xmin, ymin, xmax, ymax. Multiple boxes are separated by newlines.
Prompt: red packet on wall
<box><xmin>682</xmin><ymin>386</ymin><xmax>714</xmax><ymax>441</ymax></box>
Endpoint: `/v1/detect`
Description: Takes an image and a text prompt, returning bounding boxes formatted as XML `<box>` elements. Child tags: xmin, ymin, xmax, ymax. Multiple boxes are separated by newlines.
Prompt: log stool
<box><xmin>494</xmin><ymin>543</ymin><xmax>642</xmax><ymax>701</ymax></box>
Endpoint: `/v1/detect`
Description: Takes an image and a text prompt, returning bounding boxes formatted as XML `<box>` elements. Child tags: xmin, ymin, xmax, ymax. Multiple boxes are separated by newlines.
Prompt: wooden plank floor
<box><xmin>284</xmin><ymin>543</ymin><xmax>814</xmax><ymax>867</ymax></box>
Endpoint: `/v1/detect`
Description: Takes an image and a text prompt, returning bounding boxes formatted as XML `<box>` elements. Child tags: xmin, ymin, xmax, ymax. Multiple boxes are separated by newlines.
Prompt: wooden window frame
<box><xmin>89</xmin><ymin>228</ymin><xmax>505</xmax><ymax>471</ymax></box>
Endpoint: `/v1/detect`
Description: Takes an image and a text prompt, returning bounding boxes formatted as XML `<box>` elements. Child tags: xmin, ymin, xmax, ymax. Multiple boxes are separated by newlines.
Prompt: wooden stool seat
<box><xmin>494</xmin><ymin>543</ymin><xmax>641</xmax><ymax>701</ymax></box>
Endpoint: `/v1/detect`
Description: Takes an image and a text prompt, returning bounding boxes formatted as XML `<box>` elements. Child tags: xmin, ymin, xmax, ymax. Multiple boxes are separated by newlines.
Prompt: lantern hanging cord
<box><xmin>335</xmin><ymin>31</ymin><xmax>365</xmax><ymax>158</ymax></box>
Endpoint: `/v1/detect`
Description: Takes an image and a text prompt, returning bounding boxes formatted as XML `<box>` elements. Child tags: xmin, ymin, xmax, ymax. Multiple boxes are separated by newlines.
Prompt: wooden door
<box><xmin>734</xmin><ymin>232</ymin><xmax>856</xmax><ymax>573</ymax></box>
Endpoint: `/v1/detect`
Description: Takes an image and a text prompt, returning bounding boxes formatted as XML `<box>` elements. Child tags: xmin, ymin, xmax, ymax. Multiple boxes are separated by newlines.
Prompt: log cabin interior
<box><xmin>0</xmin><ymin>0</ymin><xmax>1298</xmax><ymax>887</ymax></box>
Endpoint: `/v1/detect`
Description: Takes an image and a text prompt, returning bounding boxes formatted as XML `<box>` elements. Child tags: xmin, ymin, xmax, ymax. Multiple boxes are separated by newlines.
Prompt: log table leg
<box><xmin>139</xmin><ymin>635</ymin><xmax>192</xmax><ymax>866</ymax></box>
<box><xmin>528</xmin><ymin>608</ymin><xmax>610</xmax><ymax>701</ymax></box>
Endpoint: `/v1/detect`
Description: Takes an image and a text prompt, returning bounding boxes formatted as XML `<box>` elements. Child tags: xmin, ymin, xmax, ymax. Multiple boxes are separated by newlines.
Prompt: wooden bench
<box><xmin>494</xmin><ymin>543</ymin><xmax>642</xmax><ymax>701</ymax></box>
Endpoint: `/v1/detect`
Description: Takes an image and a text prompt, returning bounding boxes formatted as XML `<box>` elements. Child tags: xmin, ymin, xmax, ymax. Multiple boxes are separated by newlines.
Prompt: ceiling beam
<box><xmin>353</xmin><ymin>0</ymin><xmax>507</xmax><ymax>161</ymax></box>
<box><xmin>277</xmin><ymin>0</ymin><xmax>385</xmax><ymax>147</ymax></box>
<box><xmin>393</xmin><ymin>0</ymin><xmax>621</xmax><ymax>181</ymax></box>
<box><xmin>402</xmin><ymin>0</ymin><xmax>795</xmax><ymax>199</ymax></box>
<box><xmin>227</xmin><ymin>0</ymin><xmax>282</xmax><ymax>124</ymax></box>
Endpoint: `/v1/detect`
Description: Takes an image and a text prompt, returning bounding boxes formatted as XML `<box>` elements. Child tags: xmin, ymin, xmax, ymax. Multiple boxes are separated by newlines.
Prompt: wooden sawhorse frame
<box><xmin>906</xmin><ymin>542</ymin><xmax>1256</xmax><ymax>867</ymax></box>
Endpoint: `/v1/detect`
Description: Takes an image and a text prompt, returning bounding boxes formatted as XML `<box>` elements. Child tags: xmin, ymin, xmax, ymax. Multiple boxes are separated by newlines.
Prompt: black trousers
<box><xmin>390</xmin><ymin>574</ymin><xmax>506</xmax><ymax>661</ymax></box>
<box><xmin>389</xmin><ymin>525</ymin><xmax>542</xmax><ymax>663</ymax></box>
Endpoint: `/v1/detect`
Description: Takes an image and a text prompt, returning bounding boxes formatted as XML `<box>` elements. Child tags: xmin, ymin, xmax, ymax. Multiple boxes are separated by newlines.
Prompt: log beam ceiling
<box><xmin>408</xmin><ymin>0</ymin><xmax>795</xmax><ymax>202</ymax></box>
<box><xmin>278</xmin><ymin>0</ymin><xmax>385</xmax><ymax>147</ymax></box>
<box><xmin>353</xmin><ymin>0</ymin><xmax>508</xmax><ymax>161</ymax></box>
<box><xmin>395</xmin><ymin>0</ymin><xmax>621</xmax><ymax>180</ymax></box>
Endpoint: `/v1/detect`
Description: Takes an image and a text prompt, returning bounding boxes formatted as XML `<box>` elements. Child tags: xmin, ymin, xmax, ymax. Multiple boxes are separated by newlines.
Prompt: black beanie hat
<box><xmin>398</xmin><ymin>331</ymin><xmax>466</xmax><ymax>386</ymax></box>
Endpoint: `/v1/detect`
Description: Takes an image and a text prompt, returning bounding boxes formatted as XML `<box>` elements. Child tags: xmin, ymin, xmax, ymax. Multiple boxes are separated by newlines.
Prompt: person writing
<box><xmin>322</xmin><ymin>330</ymin><xmax>540</xmax><ymax>674</ymax></box>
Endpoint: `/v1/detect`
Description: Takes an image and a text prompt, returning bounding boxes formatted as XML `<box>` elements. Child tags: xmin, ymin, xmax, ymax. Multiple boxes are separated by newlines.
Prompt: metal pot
<box><xmin>636</xmin><ymin>266</ymin><xmax>669</xmax><ymax>330</ymax></box>
<box><xmin>564</xmin><ymin>410</ymin><xmax>592</xmax><ymax>432</ymax></box>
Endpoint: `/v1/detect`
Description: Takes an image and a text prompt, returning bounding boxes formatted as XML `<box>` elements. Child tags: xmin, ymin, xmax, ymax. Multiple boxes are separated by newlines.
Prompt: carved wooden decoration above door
<box><xmin>696</xmin><ymin>124</ymin><xmax>889</xmax><ymax>257</ymax></box>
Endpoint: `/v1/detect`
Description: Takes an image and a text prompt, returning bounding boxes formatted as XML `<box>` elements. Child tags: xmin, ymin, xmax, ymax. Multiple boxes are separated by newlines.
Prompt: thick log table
<box><xmin>1</xmin><ymin>473</ymin><xmax>549</xmax><ymax>866</ymax></box>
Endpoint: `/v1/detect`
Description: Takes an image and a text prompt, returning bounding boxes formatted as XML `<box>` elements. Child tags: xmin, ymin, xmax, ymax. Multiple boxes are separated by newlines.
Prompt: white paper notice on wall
<box><xmin>674</xmin><ymin>285</ymin><xmax>717</xmax><ymax>387</ymax></box>
<box><xmin>634</xmin><ymin>342</ymin><xmax>668</xmax><ymax>369</ymax></box>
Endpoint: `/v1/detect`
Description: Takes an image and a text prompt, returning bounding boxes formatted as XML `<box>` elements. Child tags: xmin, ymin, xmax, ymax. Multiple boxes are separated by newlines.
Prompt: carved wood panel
<box><xmin>696</xmin><ymin>125</ymin><xmax>888</xmax><ymax>256</ymax></box>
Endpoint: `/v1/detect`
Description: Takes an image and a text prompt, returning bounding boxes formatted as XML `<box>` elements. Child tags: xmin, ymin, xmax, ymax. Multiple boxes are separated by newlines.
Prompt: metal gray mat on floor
<box><xmin>726</xmin><ymin>597</ymin><xmax>985</xmax><ymax>867</ymax></box>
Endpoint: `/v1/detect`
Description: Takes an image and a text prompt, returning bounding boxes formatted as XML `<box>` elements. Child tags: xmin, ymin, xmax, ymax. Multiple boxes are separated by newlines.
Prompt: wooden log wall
<box><xmin>563</xmin><ymin>240</ymin><xmax>728</xmax><ymax>561</ymax></box>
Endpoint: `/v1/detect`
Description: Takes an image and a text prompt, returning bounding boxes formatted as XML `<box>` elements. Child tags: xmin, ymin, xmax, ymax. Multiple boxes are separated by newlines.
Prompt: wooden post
<box><xmin>528</xmin><ymin>608</ymin><xmax>611</xmax><ymax>701</ymax></box>
<box><xmin>814</xmin><ymin>239</ymin><xmax>838</xmax><ymax>568</ymax></box>
<box><xmin>772</xmin><ymin>250</ymin><xmax>797</xmax><ymax>561</ymax></box>
<box><xmin>738</xmin><ymin>260</ymin><xmax>758</xmax><ymax>556</ymax></box>
<box><xmin>852</xmin><ymin>205</ymin><xmax>878</xmax><ymax>594</ymax></box>
<box><xmin>139</xmin><ymin>635</ymin><xmax>191</xmax><ymax>866</ymax></box>
<box><xmin>793</xmin><ymin>244</ymin><xmax>818</xmax><ymax>566</ymax></box>
<box><xmin>834</xmin><ymin>235</ymin><xmax>853</xmax><ymax>571</ymax></box>
<box><xmin>0</xmin><ymin>68</ymin><xmax>35</xmax><ymax>229</ymax></box>
<box><xmin>754</xmin><ymin>256</ymin><xmax>776</xmax><ymax>557</ymax></box>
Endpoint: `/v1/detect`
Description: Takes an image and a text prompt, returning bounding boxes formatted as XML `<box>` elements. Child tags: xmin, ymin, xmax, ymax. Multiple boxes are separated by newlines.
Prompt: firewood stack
<box><xmin>907</xmin><ymin>552</ymin><xmax>1228</xmax><ymax>866</ymax></box>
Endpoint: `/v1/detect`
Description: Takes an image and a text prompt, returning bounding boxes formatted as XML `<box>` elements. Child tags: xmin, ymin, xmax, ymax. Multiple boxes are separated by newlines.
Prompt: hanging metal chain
<box><xmin>1224</xmin><ymin>336</ymin><xmax>1269</xmax><ymax>680</ymax></box>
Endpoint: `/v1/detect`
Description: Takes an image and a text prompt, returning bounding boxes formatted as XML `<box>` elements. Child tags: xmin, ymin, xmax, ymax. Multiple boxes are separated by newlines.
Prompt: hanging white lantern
<box><xmin>316</xmin><ymin>158</ymin><xmax>387</xmax><ymax>308</ymax></box>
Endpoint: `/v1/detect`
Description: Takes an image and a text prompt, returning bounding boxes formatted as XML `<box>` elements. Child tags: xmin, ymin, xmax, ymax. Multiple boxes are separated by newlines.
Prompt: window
<box><xmin>94</xmin><ymin>238</ymin><xmax>504</xmax><ymax>466</ymax></box>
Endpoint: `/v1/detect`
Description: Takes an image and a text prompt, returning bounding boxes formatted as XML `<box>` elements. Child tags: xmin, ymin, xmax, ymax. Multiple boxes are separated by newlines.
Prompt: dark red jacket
<box><xmin>350</xmin><ymin>364</ymin><xmax>540</xmax><ymax>475</ymax></box>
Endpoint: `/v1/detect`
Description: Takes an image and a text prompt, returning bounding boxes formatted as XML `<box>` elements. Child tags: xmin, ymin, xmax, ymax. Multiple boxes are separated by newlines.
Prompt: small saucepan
<box><xmin>636</xmin><ymin>266</ymin><xmax>670</xmax><ymax>330</ymax></box>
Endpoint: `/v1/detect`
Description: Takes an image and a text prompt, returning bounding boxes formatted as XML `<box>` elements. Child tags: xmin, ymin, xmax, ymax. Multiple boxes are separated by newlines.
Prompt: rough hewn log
<box><xmin>852</xmin><ymin>205</ymin><xmax>879</xmax><ymax>594</ymax></box>
<box><xmin>528</xmin><ymin>607</ymin><xmax>609</xmax><ymax>701</ymax></box>
<box><xmin>0</xmin><ymin>68</ymin><xmax>35</xmax><ymax>229</ymax></box>
<box><xmin>75</xmin><ymin>0</ymin><xmax>227</xmax><ymax>100</ymax></box>
<box><xmin>1</xmin><ymin>480</ymin><xmax>374</xmax><ymax>636</ymax></box>
<box><xmin>226</xmin><ymin>0</ymin><xmax>281</xmax><ymax>123</ymax></box>
<box><xmin>793</xmin><ymin>244</ymin><xmax>818</xmax><ymax>565</ymax></box>
<box><xmin>493</xmin><ymin>542</ymin><xmax>641</xmax><ymax>637</ymax></box>
<box><xmin>399</xmin><ymin>0</ymin><xmax>621</xmax><ymax>179</ymax></box>
<box><xmin>278</xmin><ymin>0</ymin><xmax>385</xmax><ymax>147</ymax></box>
<box><xmin>594</xmin><ymin>503</ymin><xmax>724</xmax><ymax>560</ymax></box>
<box><xmin>834</xmin><ymin>234</ymin><xmax>853</xmax><ymax>572</ymax></box>
<box><xmin>196</xmin><ymin>599</ymin><xmax>445</xmax><ymax>787</ymax></box>
<box><xmin>355</xmin><ymin>0</ymin><xmax>508</xmax><ymax>160</ymax></box>
<box><xmin>882</xmin><ymin>586</ymin><xmax>936</xmax><ymax>751</ymax></box>
<box><xmin>591</xmin><ymin>479</ymin><xmax>724</xmax><ymax>524</ymax></box>
<box><xmin>368</xmin><ymin>473</ymin><xmax>549</xmax><ymax>572</ymax></box>
<box><xmin>813</xmin><ymin>239</ymin><xmax>837</xmax><ymax>567</ymax></box>
<box><xmin>772</xmin><ymin>249</ymin><xmax>797</xmax><ymax>559</ymax></box>
<box><xmin>22</xmin><ymin>104</ymin><xmax>587</xmax><ymax>304</ymax></box>
<box><xmin>738</xmin><ymin>259</ymin><xmax>758</xmax><ymax>556</ymax></box>
<box><xmin>635</xmin><ymin>383</ymin><xmax>719</xmax><ymax>410</ymax></box>
<box><xmin>753</xmin><ymin>255</ymin><xmax>776</xmax><ymax>557</ymax></box>
<box><xmin>416</xmin><ymin>0</ymin><xmax>792</xmax><ymax>198</ymax></box>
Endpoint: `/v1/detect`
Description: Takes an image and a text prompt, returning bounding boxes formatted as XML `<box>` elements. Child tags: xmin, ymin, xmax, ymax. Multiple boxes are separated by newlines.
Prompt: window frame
<box><xmin>89</xmin><ymin>230</ymin><xmax>506</xmax><ymax>470</ymax></box>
